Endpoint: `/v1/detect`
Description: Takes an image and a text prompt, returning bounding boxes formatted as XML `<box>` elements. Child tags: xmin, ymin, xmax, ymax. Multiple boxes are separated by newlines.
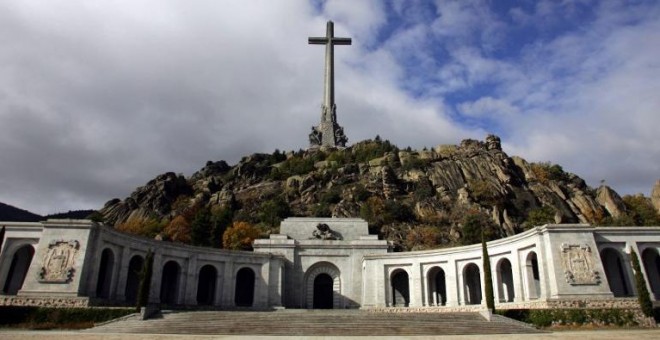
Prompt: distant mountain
<box><xmin>0</xmin><ymin>202</ymin><xmax>43</xmax><ymax>222</ymax></box>
<box><xmin>46</xmin><ymin>210</ymin><xmax>98</xmax><ymax>220</ymax></box>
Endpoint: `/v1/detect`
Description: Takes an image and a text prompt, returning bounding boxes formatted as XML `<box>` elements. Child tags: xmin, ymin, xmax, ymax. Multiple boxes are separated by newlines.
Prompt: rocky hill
<box><xmin>99</xmin><ymin>135</ymin><xmax>643</xmax><ymax>250</ymax></box>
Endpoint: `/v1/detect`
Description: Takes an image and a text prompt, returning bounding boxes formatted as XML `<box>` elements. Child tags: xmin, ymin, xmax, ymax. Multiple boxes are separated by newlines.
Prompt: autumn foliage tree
<box><xmin>222</xmin><ymin>221</ymin><xmax>261</xmax><ymax>250</ymax></box>
<box><xmin>164</xmin><ymin>215</ymin><xmax>192</xmax><ymax>243</ymax></box>
<box><xmin>115</xmin><ymin>217</ymin><xmax>164</xmax><ymax>238</ymax></box>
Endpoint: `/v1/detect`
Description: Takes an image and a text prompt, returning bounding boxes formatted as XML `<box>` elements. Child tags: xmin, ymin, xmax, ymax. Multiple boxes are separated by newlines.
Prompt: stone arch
<box><xmin>95</xmin><ymin>248</ymin><xmax>115</xmax><ymax>299</ymax></box>
<box><xmin>463</xmin><ymin>263</ymin><xmax>482</xmax><ymax>305</ymax></box>
<box><xmin>197</xmin><ymin>264</ymin><xmax>217</xmax><ymax>306</ymax></box>
<box><xmin>600</xmin><ymin>247</ymin><xmax>632</xmax><ymax>297</ymax></box>
<box><xmin>496</xmin><ymin>258</ymin><xmax>515</xmax><ymax>302</ymax></box>
<box><xmin>2</xmin><ymin>244</ymin><xmax>35</xmax><ymax>295</ymax></box>
<box><xmin>124</xmin><ymin>255</ymin><xmax>144</xmax><ymax>304</ymax></box>
<box><xmin>160</xmin><ymin>260</ymin><xmax>181</xmax><ymax>305</ymax></box>
<box><xmin>235</xmin><ymin>267</ymin><xmax>255</xmax><ymax>307</ymax></box>
<box><xmin>427</xmin><ymin>266</ymin><xmax>446</xmax><ymax>306</ymax></box>
<box><xmin>304</xmin><ymin>262</ymin><xmax>341</xmax><ymax>309</ymax></box>
<box><xmin>642</xmin><ymin>248</ymin><xmax>660</xmax><ymax>299</ymax></box>
<box><xmin>391</xmin><ymin>269</ymin><xmax>410</xmax><ymax>307</ymax></box>
<box><xmin>525</xmin><ymin>251</ymin><xmax>541</xmax><ymax>299</ymax></box>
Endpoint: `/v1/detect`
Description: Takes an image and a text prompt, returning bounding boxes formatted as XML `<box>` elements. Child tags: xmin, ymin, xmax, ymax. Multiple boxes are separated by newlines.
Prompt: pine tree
<box><xmin>191</xmin><ymin>207</ymin><xmax>212</xmax><ymax>247</ymax></box>
<box><xmin>630</xmin><ymin>250</ymin><xmax>653</xmax><ymax>317</ymax></box>
<box><xmin>482</xmin><ymin>231</ymin><xmax>495</xmax><ymax>311</ymax></box>
<box><xmin>136</xmin><ymin>249</ymin><xmax>154</xmax><ymax>312</ymax></box>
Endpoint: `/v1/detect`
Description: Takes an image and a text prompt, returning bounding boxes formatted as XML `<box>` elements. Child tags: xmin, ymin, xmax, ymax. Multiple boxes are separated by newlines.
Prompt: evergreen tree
<box><xmin>630</xmin><ymin>250</ymin><xmax>653</xmax><ymax>317</ymax></box>
<box><xmin>136</xmin><ymin>249</ymin><xmax>154</xmax><ymax>312</ymax></box>
<box><xmin>191</xmin><ymin>207</ymin><xmax>212</xmax><ymax>247</ymax></box>
<box><xmin>482</xmin><ymin>231</ymin><xmax>495</xmax><ymax>311</ymax></box>
<box><xmin>211</xmin><ymin>207</ymin><xmax>233</xmax><ymax>248</ymax></box>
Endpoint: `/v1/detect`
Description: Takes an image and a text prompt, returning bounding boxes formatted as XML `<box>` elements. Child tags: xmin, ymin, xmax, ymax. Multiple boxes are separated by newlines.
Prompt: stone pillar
<box><xmin>409</xmin><ymin>264</ymin><xmax>423</xmax><ymax>307</ymax></box>
<box><xmin>214</xmin><ymin>262</ymin><xmax>225</xmax><ymax>306</ymax></box>
<box><xmin>114</xmin><ymin>247</ymin><xmax>131</xmax><ymax>301</ymax></box>
<box><xmin>511</xmin><ymin>250</ymin><xmax>524</xmax><ymax>302</ymax></box>
<box><xmin>184</xmin><ymin>256</ymin><xmax>197</xmax><ymax>305</ymax></box>
<box><xmin>221</xmin><ymin>263</ymin><xmax>234</xmax><ymax>307</ymax></box>
<box><xmin>149</xmin><ymin>252</ymin><xmax>162</xmax><ymax>304</ymax></box>
<box><xmin>445</xmin><ymin>260</ymin><xmax>459</xmax><ymax>306</ymax></box>
<box><xmin>109</xmin><ymin>246</ymin><xmax>125</xmax><ymax>300</ymax></box>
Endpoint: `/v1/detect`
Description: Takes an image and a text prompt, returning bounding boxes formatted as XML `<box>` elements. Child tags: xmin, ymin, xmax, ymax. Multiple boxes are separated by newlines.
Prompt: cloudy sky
<box><xmin>1</xmin><ymin>0</ymin><xmax>659</xmax><ymax>215</ymax></box>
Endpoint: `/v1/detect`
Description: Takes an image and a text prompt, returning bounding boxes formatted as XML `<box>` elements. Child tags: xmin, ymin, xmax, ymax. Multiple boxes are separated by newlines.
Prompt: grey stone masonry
<box><xmin>308</xmin><ymin>21</ymin><xmax>350</xmax><ymax>148</ymax></box>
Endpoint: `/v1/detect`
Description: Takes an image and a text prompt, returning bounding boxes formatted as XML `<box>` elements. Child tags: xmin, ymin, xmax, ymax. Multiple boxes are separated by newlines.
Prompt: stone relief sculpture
<box><xmin>312</xmin><ymin>223</ymin><xmax>341</xmax><ymax>240</ymax></box>
<box><xmin>560</xmin><ymin>243</ymin><xmax>601</xmax><ymax>285</ymax></box>
<box><xmin>309</xmin><ymin>127</ymin><xmax>322</xmax><ymax>146</ymax></box>
<box><xmin>38</xmin><ymin>240</ymin><xmax>79</xmax><ymax>283</ymax></box>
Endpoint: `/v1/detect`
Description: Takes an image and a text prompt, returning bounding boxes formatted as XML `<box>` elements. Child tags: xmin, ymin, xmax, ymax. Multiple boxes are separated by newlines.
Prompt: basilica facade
<box><xmin>1</xmin><ymin>218</ymin><xmax>659</xmax><ymax>311</ymax></box>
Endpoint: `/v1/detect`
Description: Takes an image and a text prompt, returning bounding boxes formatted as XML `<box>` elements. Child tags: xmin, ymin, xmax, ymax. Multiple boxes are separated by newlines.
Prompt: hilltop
<box><xmin>99</xmin><ymin>135</ymin><xmax>659</xmax><ymax>251</ymax></box>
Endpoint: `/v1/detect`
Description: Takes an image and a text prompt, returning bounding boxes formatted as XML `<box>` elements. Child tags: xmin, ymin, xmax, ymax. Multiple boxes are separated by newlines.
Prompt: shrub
<box><xmin>631</xmin><ymin>250</ymin><xmax>654</xmax><ymax>317</ymax></box>
<box><xmin>0</xmin><ymin>306</ymin><xmax>133</xmax><ymax>329</ymax></box>
<box><xmin>525</xmin><ymin>206</ymin><xmax>556</xmax><ymax>228</ymax></box>
<box><xmin>222</xmin><ymin>221</ymin><xmax>261</xmax><ymax>250</ymax></box>
<box><xmin>530</xmin><ymin>162</ymin><xmax>567</xmax><ymax>184</ymax></box>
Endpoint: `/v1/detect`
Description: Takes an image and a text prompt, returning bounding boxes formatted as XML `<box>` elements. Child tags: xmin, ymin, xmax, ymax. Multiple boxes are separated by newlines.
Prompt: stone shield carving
<box><xmin>560</xmin><ymin>243</ymin><xmax>601</xmax><ymax>285</ymax></box>
<box><xmin>38</xmin><ymin>240</ymin><xmax>79</xmax><ymax>283</ymax></box>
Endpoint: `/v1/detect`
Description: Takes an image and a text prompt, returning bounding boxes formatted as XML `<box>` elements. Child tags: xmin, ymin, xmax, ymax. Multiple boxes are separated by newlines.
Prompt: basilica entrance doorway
<box><xmin>313</xmin><ymin>273</ymin><xmax>334</xmax><ymax>309</ymax></box>
<box><xmin>305</xmin><ymin>262</ymin><xmax>341</xmax><ymax>309</ymax></box>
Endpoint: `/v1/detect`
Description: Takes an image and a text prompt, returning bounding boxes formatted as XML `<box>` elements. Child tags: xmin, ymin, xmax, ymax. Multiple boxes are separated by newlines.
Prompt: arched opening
<box><xmin>427</xmin><ymin>266</ymin><xmax>446</xmax><ymax>306</ymax></box>
<box><xmin>304</xmin><ymin>262</ymin><xmax>341</xmax><ymax>309</ymax></box>
<box><xmin>160</xmin><ymin>261</ymin><xmax>181</xmax><ymax>305</ymax></box>
<box><xmin>95</xmin><ymin>248</ymin><xmax>114</xmax><ymax>299</ymax></box>
<box><xmin>601</xmin><ymin>248</ymin><xmax>632</xmax><ymax>297</ymax></box>
<box><xmin>642</xmin><ymin>248</ymin><xmax>660</xmax><ymax>299</ymax></box>
<box><xmin>391</xmin><ymin>270</ymin><xmax>410</xmax><ymax>307</ymax></box>
<box><xmin>197</xmin><ymin>265</ymin><xmax>217</xmax><ymax>305</ymax></box>
<box><xmin>313</xmin><ymin>273</ymin><xmax>334</xmax><ymax>309</ymax></box>
<box><xmin>2</xmin><ymin>245</ymin><xmax>34</xmax><ymax>295</ymax></box>
<box><xmin>124</xmin><ymin>255</ymin><xmax>144</xmax><ymax>304</ymax></box>
<box><xmin>497</xmin><ymin>258</ymin><xmax>515</xmax><ymax>302</ymax></box>
<box><xmin>525</xmin><ymin>252</ymin><xmax>541</xmax><ymax>299</ymax></box>
<box><xmin>463</xmin><ymin>263</ymin><xmax>482</xmax><ymax>305</ymax></box>
<box><xmin>235</xmin><ymin>267</ymin><xmax>255</xmax><ymax>307</ymax></box>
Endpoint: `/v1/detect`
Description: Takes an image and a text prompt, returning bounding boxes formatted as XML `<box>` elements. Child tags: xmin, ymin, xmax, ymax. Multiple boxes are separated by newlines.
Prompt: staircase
<box><xmin>87</xmin><ymin>309</ymin><xmax>542</xmax><ymax>336</ymax></box>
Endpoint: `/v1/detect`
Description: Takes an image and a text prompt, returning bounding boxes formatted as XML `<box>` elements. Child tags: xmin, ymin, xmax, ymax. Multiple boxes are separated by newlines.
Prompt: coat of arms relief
<box><xmin>38</xmin><ymin>240</ymin><xmax>79</xmax><ymax>283</ymax></box>
<box><xmin>560</xmin><ymin>243</ymin><xmax>601</xmax><ymax>285</ymax></box>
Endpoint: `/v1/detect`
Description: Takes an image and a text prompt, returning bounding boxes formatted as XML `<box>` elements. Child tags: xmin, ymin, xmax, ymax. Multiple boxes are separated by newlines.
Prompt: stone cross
<box><xmin>308</xmin><ymin>21</ymin><xmax>350</xmax><ymax>148</ymax></box>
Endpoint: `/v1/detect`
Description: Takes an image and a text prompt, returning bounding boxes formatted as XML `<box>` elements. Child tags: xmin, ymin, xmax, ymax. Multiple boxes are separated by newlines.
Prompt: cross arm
<box><xmin>332</xmin><ymin>38</ymin><xmax>352</xmax><ymax>45</ymax></box>
<box><xmin>308</xmin><ymin>37</ymin><xmax>328</xmax><ymax>45</ymax></box>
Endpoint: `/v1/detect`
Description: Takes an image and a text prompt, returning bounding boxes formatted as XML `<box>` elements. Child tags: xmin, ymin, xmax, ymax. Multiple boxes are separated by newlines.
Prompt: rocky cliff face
<box><xmin>100</xmin><ymin>135</ymin><xmax>630</xmax><ymax>249</ymax></box>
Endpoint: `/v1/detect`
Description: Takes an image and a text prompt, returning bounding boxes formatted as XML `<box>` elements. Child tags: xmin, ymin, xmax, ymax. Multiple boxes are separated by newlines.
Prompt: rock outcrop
<box><xmin>99</xmin><ymin>135</ymin><xmax>631</xmax><ymax>248</ymax></box>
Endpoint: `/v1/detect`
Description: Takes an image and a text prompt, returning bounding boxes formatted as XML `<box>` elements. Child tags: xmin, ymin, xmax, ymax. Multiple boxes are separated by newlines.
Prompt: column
<box><xmin>445</xmin><ymin>260</ymin><xmax>459</xmax><ymax>306</ymax></box>
<box><xmin>409</xmin><ymin>263</ymin><xmax>422</xmax><ymax>307</ymax></box>
<box><xmin>184</xmin><ymin>255</ymin><xmax>197</xmax><ymax>305</ymax></box>
<box><xmin>148</xmin><ymin>252</ymin><xmax>162</xmax><ymax>304</ymax></box>
<box><xmin>114</xmin><ymin>247</ymin><xmax>131</xmax><ymax>301</ymax></box>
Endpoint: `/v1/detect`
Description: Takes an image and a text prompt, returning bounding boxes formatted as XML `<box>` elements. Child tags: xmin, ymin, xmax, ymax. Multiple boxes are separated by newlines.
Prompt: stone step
<box><xmin>88</xmin><ymin>310</ymin><xmax>542</xmax><ymax>336</ymax></box>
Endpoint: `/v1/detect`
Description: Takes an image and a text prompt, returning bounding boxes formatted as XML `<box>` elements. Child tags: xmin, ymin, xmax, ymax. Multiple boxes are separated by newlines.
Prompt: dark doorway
<box><xmin>95</xmin><ymin>248</ymin><xmax>114</xmax><ymax>299</ymax></box>
<box><xmin>313</xmin><ymin>273</ymin><xmax>334</xmax><ymax>309</ymax></box>
<box><xmin>124</xmin><ymin>255</ymin><xmax>144</xmax><ymax>304</ymax></box>
<box><xmin>464</xmin><ymin>263</ymin><xmax>482</xmax><ymax>305</ymax></box>
<box><xmin>642</xmin><ymin>248</ymin><xmax>660</xmax><ymax>299</ymax></box>
<box><xmin>427</xmin><ymin>267</ymin><xmax>446</xmax><ymax>306</ymax></box>
<box><xmin>160</xmin><ymin>261</ymin><xmax>180</xmax><ymax>305</ymax></box>
<box><xmin>197</xmin><ymin>265</ymin><xmax>217</xmax><ymax>305</ymax></box>
<box><xmin>601</xmin><ymin>248</ymin><xmax>632</xmax><ymax>297</ymax></box>
<box><xmin>391</xmin><ymin>270</ymin><xmax>410</xmax><ymax>307</ymax></box>
<box><xmin>2</xmin><ymin>245</ymin><xmax>34</xmax><ymax>295</ymax></box>
<box><xmin>235</xmin><ymin>267</ymin><xmax>255</xmax><ymax>307</ymax></box>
